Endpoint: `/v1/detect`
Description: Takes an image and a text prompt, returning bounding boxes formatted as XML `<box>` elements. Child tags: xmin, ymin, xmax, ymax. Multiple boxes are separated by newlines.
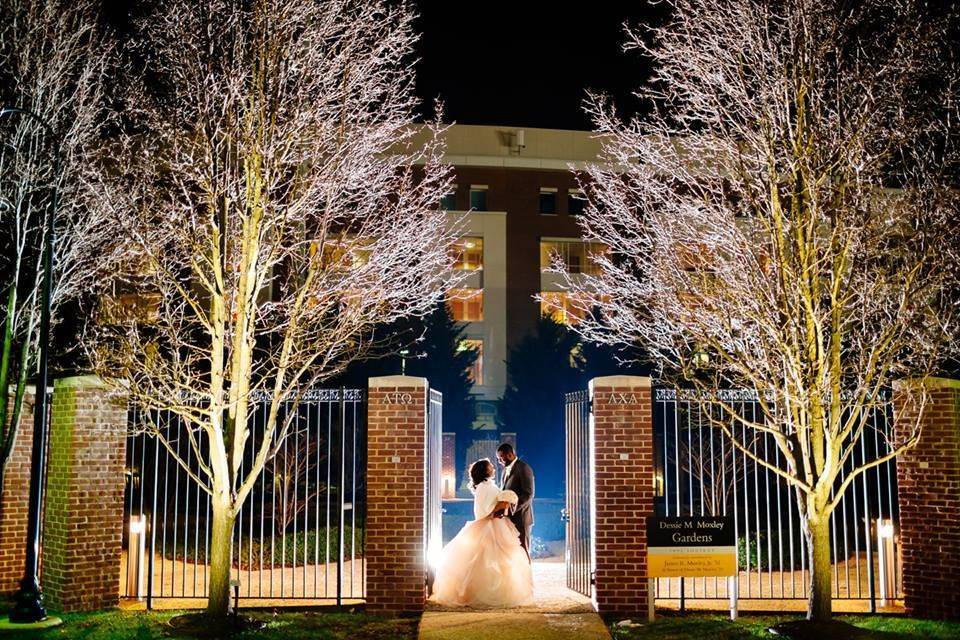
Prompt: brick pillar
<box><xmin>0</xmin><ymin>388</ymin><xmax>37</xmax><ymax>595</ymax></box>
<box><xmin>590</xmin><ymin>375</ymin><xmax>654</xmax><ymax>616</ymax></box>
<box><xmin>441</xmin><ymin>432</ymin><xmax>456</xmax><ymax>499</ymax></box>
<box><xmin>894</xmin><ymin>377</ymin><xmax>960</xmax><ymax>621</ymax></box>
<box><xmin>365</xmin><ymin>376</ymin><xmax>428</xmax><ymax>614</ymax></box>
<box><xmin>42</xmin><ymin>376</ymin><xmax>126</xmax><ymax>612</ymax></box>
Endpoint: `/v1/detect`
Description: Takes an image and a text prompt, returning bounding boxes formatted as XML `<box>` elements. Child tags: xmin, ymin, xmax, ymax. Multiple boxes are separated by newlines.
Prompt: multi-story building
<box><xmin>414</xmin><ymin>124</ymin><xmax>607</xmax><ymax>435</ymax></box>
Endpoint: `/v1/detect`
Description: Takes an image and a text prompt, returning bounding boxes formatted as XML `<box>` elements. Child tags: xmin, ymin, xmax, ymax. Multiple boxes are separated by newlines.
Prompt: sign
<box><xmin>608</xmin><ymin>392</ymin><xmax>640</xmax><ymax>405</ymax></box>
<box><xmin>383</xmin><ymin>391</ymin><xmax>413</xmax><ymax>405</ymax></box>
<box><xmin>646</xmin><ymin>516</ymin><xmax>737</xmax><ymax>578</ymax></box>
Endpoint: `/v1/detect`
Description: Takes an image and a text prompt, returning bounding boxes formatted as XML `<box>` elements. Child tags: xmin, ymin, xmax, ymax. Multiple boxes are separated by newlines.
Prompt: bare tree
<box><xmin>0</xmin><ymin>0</ymin><xmax>111</xmax><ymax>497</ymax></box>
<box><xmin>85</xmin><ymin>0</ymin><xmax>459</xmax><ymax>619</ymax></box>
<box><xmin>265</xmin><ymin>425</ymin><xmax>323</xmax><ymax>538</ymax></box>
<box><xmin>674</xmin><ymin>411</ymin><xmax>753</xmax><ymax>517</ymax></box>
<box><xmin>563</xmin><ymin>0</ymin><xmax>959</xmax><ymax>621</ymax></box>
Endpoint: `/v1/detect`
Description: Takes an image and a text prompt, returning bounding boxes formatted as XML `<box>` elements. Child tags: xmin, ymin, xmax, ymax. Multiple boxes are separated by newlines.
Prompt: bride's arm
<box><xmin>487</xmin><ymin>490</ymin><xmax>518</xmax><ymax>519</ymax></box>
<box><xmin>487</xmin><ymin>501</ymin><xmax>511</xmax><ymax>519</ymax></box>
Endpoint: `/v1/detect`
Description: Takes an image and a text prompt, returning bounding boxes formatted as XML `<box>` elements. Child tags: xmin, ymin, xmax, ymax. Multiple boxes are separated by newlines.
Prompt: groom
<box><xmin>494</xmin><ymin>442</ymin><xmax>535</xmax><ymax>559</ymax></box>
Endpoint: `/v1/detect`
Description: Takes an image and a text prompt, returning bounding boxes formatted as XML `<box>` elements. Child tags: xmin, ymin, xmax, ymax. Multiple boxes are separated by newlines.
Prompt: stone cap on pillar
<box><xmin>368</xmin><ymin>375</ymin><xmax>428</xmax><ymax>389</ymax></box>
<box><xmin>893</xmin><ymin>376</ymin><xmax>960</xmax><ymax>390</ymax></box>
<box><xmin>54</xmin><ymin>375</ymin><xmax>110</xmax><ymax>389</ymax></box>
<box><xmin>589</xmin><ymin>375</ymin><xmax>651</xmax><ymax>395</ymax></box>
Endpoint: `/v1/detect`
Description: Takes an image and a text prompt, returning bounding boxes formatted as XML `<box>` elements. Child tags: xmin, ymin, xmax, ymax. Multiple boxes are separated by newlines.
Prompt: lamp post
<box><xmin>1</xmin><ymin>106</ymin><xmax>60</xmax><ymax>624</ymax></box>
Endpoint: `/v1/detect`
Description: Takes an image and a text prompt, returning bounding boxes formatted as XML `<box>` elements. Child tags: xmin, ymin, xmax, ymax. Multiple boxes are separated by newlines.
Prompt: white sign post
<box><xmin>648</xmin><ymin>578</ymin><xmax>656</xmax><ymax>621</ymax></box>
<box><xmin>647</xmin><ymin>516</ymin><xmax>738</xmax><ymax>621</ymax></box>
<box><xmin>728</xmin><ymin>575</ymin><xmax>738</xmax><ymax>620</ymax></box>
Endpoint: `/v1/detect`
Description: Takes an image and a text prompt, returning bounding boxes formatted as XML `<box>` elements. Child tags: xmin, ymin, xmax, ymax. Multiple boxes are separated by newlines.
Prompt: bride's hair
<box><xmin>468</xmin><ymin>458</ymin><xmax>494</xmax><ymax>491</ymax></box>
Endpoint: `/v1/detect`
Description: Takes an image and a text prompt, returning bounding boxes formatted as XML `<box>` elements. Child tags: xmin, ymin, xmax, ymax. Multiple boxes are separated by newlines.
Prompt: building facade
<box><xmin>418</xmin><ymin>125</ymin><xmax>605</xmax><ymax>423</ymax></box>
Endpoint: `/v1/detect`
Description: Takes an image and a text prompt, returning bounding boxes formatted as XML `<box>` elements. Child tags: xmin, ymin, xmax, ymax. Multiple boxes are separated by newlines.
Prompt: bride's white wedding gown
<box><xmin>431</xmin><ymin>478</ymin><xmax>534</xmax><ymax>607</ymax></box>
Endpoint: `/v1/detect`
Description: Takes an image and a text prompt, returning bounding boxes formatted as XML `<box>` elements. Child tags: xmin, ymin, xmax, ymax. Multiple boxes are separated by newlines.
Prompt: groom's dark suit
<box><xmin>501</xmin><ymin>458</ymin><xmax>535</xmax><ymax>555</ymax></box>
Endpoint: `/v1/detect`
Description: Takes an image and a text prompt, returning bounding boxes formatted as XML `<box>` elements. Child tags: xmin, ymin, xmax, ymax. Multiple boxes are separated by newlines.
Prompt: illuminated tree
<box><xmin>86</xmin><ymin>0</ymin><xmax>457</xmax><ymax>618</ymax></box>
<box><xmin>564</xmin><ymin>0</ymin><xmax>959</xmax><ymax>621</ymax></box>
<box><xmin>0</xmin><ymin>0</ymin><xmax>111</xmax><ymax>496</ymax></box>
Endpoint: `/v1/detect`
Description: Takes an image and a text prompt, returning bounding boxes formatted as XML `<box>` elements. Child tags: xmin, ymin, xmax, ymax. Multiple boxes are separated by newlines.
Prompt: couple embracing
<box><xmin>432</xmin><ymin>443</ymin><xmax>536</xmax><ymax>608</ymax></box>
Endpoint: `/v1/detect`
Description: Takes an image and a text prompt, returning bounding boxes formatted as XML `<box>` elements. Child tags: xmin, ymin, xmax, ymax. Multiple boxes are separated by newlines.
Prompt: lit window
<box><xmin>541</xmin><ymin>291</ymin><xmax>579</xmax><ymax>325</ymax></box>
<box><xmin>568</xmin><ymin>189</ymin><xmax>585</xmax><ymax>215</ymax></box>
<box><xmin>447</xmin><ymin>289</ymin><xmax>483</xmax><ymax>322</ymax></box>
<box><xmin>541</xmin><ymin>291</ymin><xmax>605</xmax><ymax>325</ymax></box>
<box><xmin>469</xmin><ymin>185</ymin><xmax>488</xmax><ymax>211</ymax></box>
<box><xmin>320</xmin><ymin>236</ymin><xmax>371</xmax><ymax>270</ymax></box>
<box><xmin>449</xmin><ymin>237</ymin><xmax>484</xmax><ymax>271</ymax></box>
<box><xmin>459</xmin><ymin>339</ymin><xmax>483</xmax><ymax>385</ymax></box>
<box><xmin>539</xmin><ymin>188</ymin><xmax>557</xmax><ymax>214</ymax></box>
<box><xmin>539</xmin><ymin>239</ymin><xmax>607</xmax><ymax>275</ymax></box>
<box><xmin>440</xmin><ymin>189</ymin><xmax>457</xmax><ymax>211</ymax></box>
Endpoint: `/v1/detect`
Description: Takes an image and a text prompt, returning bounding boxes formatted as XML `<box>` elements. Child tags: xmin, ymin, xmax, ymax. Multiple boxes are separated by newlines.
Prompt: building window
<box><xmin>568</xmin><ymin>189</ymin><xmax>585</xmax><ymax>215</ymax></box>
<box><xmin>469</xmin><ymin>185</ymin><xmax>488</xmax><ymax>211</ymax></box>
<box><xmin>320</xmin><ymin>236</ymin><xmax>372</xmax><ymax>270</ymax></box>
<box><xmin>459</xmin><ymin>338</ymin><xmax>483</xmax><ymax>385</ymax></box>
<box><xmin>449</xmin><ymin>237</ymin><xmax>484</xmax><ymax>271</ymax></box>
<box><xmin>541</xmin><ymin>291</ymin><xmax>609</xmax><ymax>325</ymax></box>
<box><xmin>539</xmin><ymin>239</ymin><xmax>607</xmax><ymax>275</ymax></box>
<box><xmin>539</xmin><ymin>187</ymin><xmax>557</xmax><ymax>214</ymax></box>
<box><xmin>540</xmin><ymin>291</ymin><xmax>583</xmax><ymax>325</ymax></box>
<box><xmin>541</xmin><ymin>291</ymin><xmax>598</xmax><ymax>325</ymax></box>
<box><xmin>440</xmin><ymin>189</ymin><xmax>457</xmax><ymax>211</ymax></box>
<box><xmin>447</xmin><ymin>288</ymin><xmax>483</xmax><ymax>322</ymax></box>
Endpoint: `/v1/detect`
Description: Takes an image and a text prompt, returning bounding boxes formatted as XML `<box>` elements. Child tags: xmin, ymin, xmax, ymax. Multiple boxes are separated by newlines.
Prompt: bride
<box><xmin>431</xmin><ymin>458</ymin><xmax>534</xmax><ymax>607</ymax></box>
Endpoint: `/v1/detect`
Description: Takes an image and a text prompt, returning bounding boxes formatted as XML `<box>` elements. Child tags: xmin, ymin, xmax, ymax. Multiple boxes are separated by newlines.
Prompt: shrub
<box><xmin>738</xmin><ymin>529</ymin><xmax>805</xmax><ymax>571</ymax></box>
<box><xmin>159</xmin><ymin>526</ymin><xmax>364</xmax><ymax>569</ymax></box>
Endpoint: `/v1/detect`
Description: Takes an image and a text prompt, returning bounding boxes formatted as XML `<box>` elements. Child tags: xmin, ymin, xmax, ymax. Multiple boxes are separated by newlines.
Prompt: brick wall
<box><xmin>0</xmin><ymin>388</ymin><xmax>36</xmax><ymax>595</ymax></box>
<box><xmin>42</xmin><ymin>376</ymin><xmax>126</xmax><ymax>612</ymax></box>
<box><xmin>590</xmin><ymin>375</ymin><xmax>654</xmax><ymax>616</ymax></box>
<box><xmin>895</xmin><ymin>377</ymin><xmax>960</xmax><ymax>621</ymax></box>
<box><xmin>365</xmin><ymin>376</ymin><xmax>428</xmax><ymax>614</ymax></box>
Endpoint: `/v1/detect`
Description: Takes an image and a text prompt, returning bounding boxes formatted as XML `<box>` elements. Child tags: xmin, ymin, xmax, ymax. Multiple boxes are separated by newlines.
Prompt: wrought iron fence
<box><xmin>563</xmin><ymin>389</ymin><xmax>593</xmax><ymax>598</ymax></box>
<box><xmin>426</xmin><ymin>389</ymin><xmax>443</xmax><ymax>572</ymax></box>
<box><xmin>653</xmin><ymin>388</ymin><xmax>900</xmax><ymax>606</ymax></box>
<box><xmin>121</xmin><ymin>388</ymin><xmax>366</xmax><ymax>605</ymax></box>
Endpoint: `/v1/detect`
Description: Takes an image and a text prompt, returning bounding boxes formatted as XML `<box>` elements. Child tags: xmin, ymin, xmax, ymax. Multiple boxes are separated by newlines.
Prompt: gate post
<box><xmin>590</xmin><ymin>375</ymin><xmax>654</xmax><ymax>616</ymax></box>
<box><xmin>365</xmin><ymin>376</ymin><xmax>429</xmax><ymax>614</ymax></box>
<box><xmin>42</xmin><ymin>376</ymin><xmax>126</xmax><ymax>612</ymax></box>
<box><xmin>894</xmin><ymin>377</ymin><xmax>960</xmax><ymax>621</ymax></box>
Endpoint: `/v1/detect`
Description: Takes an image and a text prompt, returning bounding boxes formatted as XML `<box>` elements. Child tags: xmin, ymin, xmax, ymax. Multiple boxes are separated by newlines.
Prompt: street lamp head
<box><xmin>692</xmin><ymin>344</ymin><xmax>710</xmax><ymax>368</ymax></box>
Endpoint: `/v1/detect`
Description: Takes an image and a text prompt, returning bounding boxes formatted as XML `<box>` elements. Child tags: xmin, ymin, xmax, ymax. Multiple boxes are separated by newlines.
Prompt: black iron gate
<box><xmin>563</xmin><ymin>389</ymin><xmax>593</xmax><ymax>598</ymax></box>
<box><xmin>653</xmin><ymin>388</ymin><xmax>901</xmax><ymax>608</ymax></box>
<box><xmin>121</xmin><ymin>388</ymin><xmax>366</xmax><ymax>605</ymax></box>
<box><xmin>425</xmin><ymin>388</ymin><xmax>443</xmax><ymax>572</ymax></box>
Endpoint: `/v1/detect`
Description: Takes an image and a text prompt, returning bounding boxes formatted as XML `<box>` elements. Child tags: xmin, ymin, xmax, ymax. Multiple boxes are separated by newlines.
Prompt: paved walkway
<box><xmin>420</xmin><ymin>560</ymin><xmax>610</xmax><ymax>640</ymax></box>
<box><xmin>419</xmin><ymin>612</ymin><xmax>610</xmax><ymax>640</ymax></box>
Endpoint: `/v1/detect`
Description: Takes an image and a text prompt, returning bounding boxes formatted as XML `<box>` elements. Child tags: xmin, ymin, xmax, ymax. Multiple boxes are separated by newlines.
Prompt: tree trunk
<box><xmin>805</xmin><ymin>514</ymin><xmax>833</xmax><ymax>622</ymax></box>
<box><xmin>206</xmin><ymin>500</ymin><xmax>235</xmax><ymax>620</ymax></box>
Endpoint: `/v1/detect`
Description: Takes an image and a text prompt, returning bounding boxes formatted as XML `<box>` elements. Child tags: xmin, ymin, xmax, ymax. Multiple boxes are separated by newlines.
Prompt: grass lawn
<box><xmin>2</xmin><ymin>608</ymin><xmax>958</xmax><ymax>639</ymax></box>
<box><xmin>0</xmin><ymin>609</ymin><xmax>418</xmax><ymax>640</ymax></box>
<box><xmin>607</xmin><ymin>612</ymin><xmax>960</xmax><ymax>640</ymax></box>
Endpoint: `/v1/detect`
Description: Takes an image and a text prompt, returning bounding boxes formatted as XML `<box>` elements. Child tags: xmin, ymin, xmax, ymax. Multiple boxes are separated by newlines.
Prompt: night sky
<box><xmin>413</xmin><ymin>2</ymin><xmax>663</xmax><ymax>130</ymax></box>
<box><xmin>102</xmin><ymin>1</ymin><xmax>663</xmax><ymax>132</ymax></box>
